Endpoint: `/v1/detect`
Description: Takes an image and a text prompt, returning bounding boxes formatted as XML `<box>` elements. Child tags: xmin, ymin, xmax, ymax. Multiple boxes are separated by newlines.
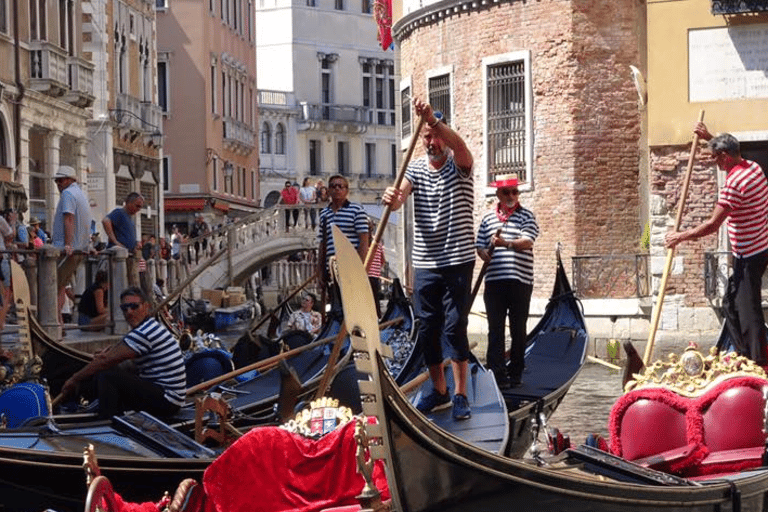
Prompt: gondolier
<box><xmin>382</xmin><ymin>98</ymin><xmax>475</xmax><ymax>420</ymax></box>
<box><xmin>476</xmin><ymin>173</ymin><xmax>539</xmax><ymax>389</ymax></box>
<box><xmin>665</xmin><ymin>122</ymin><xmax>768</xmax><ymax>366</ymax></box>
<box><xmin>59</xmin><ymin>286</ymin><xmax>186</xmax><ymax>419</ymax></box>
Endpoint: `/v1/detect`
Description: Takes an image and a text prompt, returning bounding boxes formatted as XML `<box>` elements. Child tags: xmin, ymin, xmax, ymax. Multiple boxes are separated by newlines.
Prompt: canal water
<box><xmin>544</xmin><ymin>362</ymin><xmax>625</xmax><ymax>444</ymax></box>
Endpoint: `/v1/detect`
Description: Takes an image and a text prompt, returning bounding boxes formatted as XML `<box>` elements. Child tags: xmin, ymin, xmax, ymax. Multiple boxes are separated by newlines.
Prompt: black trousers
<box><xmin>96</xmin><ymin>367</ymin><xmax>180</xmax><ymax>419</ymax></box>
<box><xmin>723</xmin><ymin>249</ymin><xmax>768</xmax><ymax>366</ymax></box>
<box><xmin>483</xmin><ymin>279</ymin><xmax>533</xmax><ymax>382</ymax></box>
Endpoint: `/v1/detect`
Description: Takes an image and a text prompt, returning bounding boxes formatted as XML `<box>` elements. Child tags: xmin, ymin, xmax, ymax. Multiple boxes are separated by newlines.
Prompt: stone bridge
<box><xmin>182</xmin><ymin>205</ymin><xmax>322</xmax><ymax>291</ymax></box>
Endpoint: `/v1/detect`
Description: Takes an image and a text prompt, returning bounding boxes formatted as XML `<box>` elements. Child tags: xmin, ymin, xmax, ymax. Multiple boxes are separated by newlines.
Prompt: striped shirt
<box><xmin>317</xmin><ymin>200</ymin><xmax>369</xmax><ymax>265</ymax></box>
<box><xmin>123</xmin><ymin>317</ymin><xmax>187</xmax><ymax>406</ymax></box>
<box><xmin>717</xmin><ymin>159</ymin><xmax>768</xmax><ymax>258</ymax></box>
<box><xmin>368</xmin><ymin>244</ymin><xmax>384</xmax><ymax>278</ymax></box>
<box><xmin>405</xmin><ymin>155</ymin><xmax>475</xmax><ymax>268</ymax></box>
<box><xmin>476</xmin><ymin>205</ymin><xmax>539</xmax><ymax>284</ymax></box>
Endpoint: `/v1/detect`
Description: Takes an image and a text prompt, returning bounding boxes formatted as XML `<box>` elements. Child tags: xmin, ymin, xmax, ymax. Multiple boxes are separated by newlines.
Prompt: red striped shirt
<box><xmin>717</xmin><ymin>159</ymin><xmax>768</xmax><ymax>258</ymax></box>
<box><xmin>368</xmin><ymin>244</ymin><xmax>384</xmax><ymax>278</ymax></box>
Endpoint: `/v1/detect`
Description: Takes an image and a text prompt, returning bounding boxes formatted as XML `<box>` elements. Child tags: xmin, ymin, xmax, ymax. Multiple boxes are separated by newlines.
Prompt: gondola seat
<box><xmin>609</xmin><ymin>350</ymin><xmax>768</xmax><ymax>478</ymax></box>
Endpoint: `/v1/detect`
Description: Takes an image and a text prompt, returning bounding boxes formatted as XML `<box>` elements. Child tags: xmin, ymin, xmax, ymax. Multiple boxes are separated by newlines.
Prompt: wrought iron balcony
<box><xmin>571</xmin><ymin>254</ymin><xmax>650</xmax><ymax>299</ymax></box>
<box><xmin>299</xmin><ymin>102</ymin><xmax>369</xmax><ymax>133</ymax></box>
<box><xmin>711</xmin><ymin>0</ymin><xmax>768</xmax><ymax>14</ymax></box>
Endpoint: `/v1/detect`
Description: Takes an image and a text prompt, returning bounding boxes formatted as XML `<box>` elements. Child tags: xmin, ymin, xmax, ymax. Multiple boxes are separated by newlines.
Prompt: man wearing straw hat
<box><xmin>476</xmin><ymin>173</ymin><xmax>538</xmax><ymax>389</ymax></box>
<box><xmin>382</xmin><ymin>97</ymin><xmax>474</xmax><ymax>420</ymax></box>
<box><xmin>665</xmin><ymin>122</ymin><xmax>768</xmax><ymax>366</ymax></box>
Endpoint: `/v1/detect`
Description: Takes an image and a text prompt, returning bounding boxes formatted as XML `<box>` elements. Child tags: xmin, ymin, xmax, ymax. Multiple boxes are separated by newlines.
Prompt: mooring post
<box><xmin>109</xmin><ymin>246</ymin><xmax>130</xmax><ymax>334</ymax></box>
<box><xmin>38</xmin><ymin>245</ymin><xmax>60</xmax><ymax>339</ymax></box>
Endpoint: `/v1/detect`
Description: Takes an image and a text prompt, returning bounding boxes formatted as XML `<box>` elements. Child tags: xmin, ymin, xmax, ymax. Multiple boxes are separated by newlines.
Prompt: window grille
<box><xmin>401</xmin><ymin>86</ymin><xmax>411</xmax><ymax>139</ymax></box>
<box><xmin>487</xmin><ymin>61</ymin><xmax>526</xmax><ymax>183</ymax></box>
<box><xmin>428</xmin><ymin>74</ymin><xmax>450</xmax><ymax>127</ymax></box>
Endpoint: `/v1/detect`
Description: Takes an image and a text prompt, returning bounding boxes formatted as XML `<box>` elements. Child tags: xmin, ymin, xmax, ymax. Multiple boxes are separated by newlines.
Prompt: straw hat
<box><xmin>490</xmin><ymin>173</ymin><xmax>520</xmax><ymax>188</ymax></box>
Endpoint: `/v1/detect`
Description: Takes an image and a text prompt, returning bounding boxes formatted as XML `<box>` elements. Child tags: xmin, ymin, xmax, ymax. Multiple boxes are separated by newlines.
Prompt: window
<box><xmin>116</xmin><ymin>32</ymin><xmax>127</xmax><ymax>94</ymax></box>
<box><xmin>362</xmin><ymin>59</ymin><xmax>394</xmax><ymax>126</ymax></box>
<box><xmin>210</xmin><ymin>0</ymin><xmax>215</xmax><ymax>14</ymax></box>
<box><xmin>212</xmin><ymin>157</ymin><xmax>218</xmax><ymax>191</ymax></box>
<box><xmin>157</xmin><ymin>60</ymin><xmax>169</xmax><ymax>112</ymax></box>
<box><xmin>361</xmin><ymin>0</ymin><xmax>370</xmax><ymax>14</ymax></box>
<box><xmin>337</xmin><ymin>141</ymin><xmax>349</xmax><ymax>175</ymax></box>
<box><xmin>210</xmin><ymin>60</ymin><xmax>217</xmax><ymax>114</ymax></box>
<box><xmin>261</xmin><ymin>122</ymin><xmax>271</xmax><ymax>153</ymax></box>
<box><xmin>29</xmin><ymin>0</ymin><xmax>46</xmax><ymax>40</ymax></box>
<box><xmin>275</xmin><ymin>123</ymin><xmax>285</xmax><ymax>155</ymax></box>
<box><xmin>247</xmin><ymin>0</ymin><xmax>253</xmax><ymax>41</ymax></box>
<box><xmin>306</xmin><ymin>0</ymin><xmax>315</xmax><ymax>5</ymax></box>
<box><xmin>0</xmin><ymin>116</ymin><xmax>7</xmax><ymax>167</ymax></box>
<box><xmin>309</xmin><ymin>140</ymin><xmax>321</xmax><ymax>175</ymax></box>
<box><xmin>365</xmin><ymin>143</ymin><xmax>376</xmax><ymax>177</ymax></box>
<box><xmin>141</xmin><ymin>41</ymin><xmax>151</xmax><ymax>102</ymax></box>
<box><xmin>401</xmin><ymin>85</ymin><xmax>411</xmax><ymax>139</ymax></box>
<box><xmin>162</xmin><ymin>156</ymin><xmax>170</xmax><ymax>191</ymax></box>
<box><xmin>391</xmin><ymin>143</ymin><xmax>396</xmax><ymax>178</ymax></box>
<box><xmin>222</xmin><ymin>69</ymin><xmax>227</xmax><ymax>116</ymax></box>
<box><xmin>156</xmin><ymin>0</ymin><xmax>167</xmax><ymax>9</ymax></box>
<box><xmin>485</xmin><ymin>54</ymin><xmax>531</xmax><ymax>184</ymax></box>
<box><xmin>335</xmin><ymin>0</ymin><xmax>343</xmax><ymax>9</ymax></box>
<box><xmin>320</xmin><ymin>55</ymin><xmax>335</xmax><ymax>120</ymax></box>
<box><xmin>428</xmin><ymin>73</ymin><xmax>451</xmax><ymax>127</ymax></box>
<box><xmin>0</xmin><ymin>0</ymin><xmax>7</xmax><ymax>34</ymax></box>
<box><xmin>58</xmin><ymin>0</ymin><xmax>74</xmax><ymax>54</ymax></box>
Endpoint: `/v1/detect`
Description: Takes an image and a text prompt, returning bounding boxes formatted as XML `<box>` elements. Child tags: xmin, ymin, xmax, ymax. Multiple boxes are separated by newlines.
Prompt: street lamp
<box><xmin>108</xmin><ymin>108</ymin><xmax>163</xmax><ymax>148</ymax></box>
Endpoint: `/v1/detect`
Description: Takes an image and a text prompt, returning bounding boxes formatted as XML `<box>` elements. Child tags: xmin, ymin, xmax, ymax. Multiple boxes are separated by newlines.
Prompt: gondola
<box><xmin>0</xmin><ymin>279</ymin><xmax>416</xmax><ymax>511</ymax></box>
<box><xmin>501</xmin><ymin>248</ymin><xmax>589</xmax><ymax>457</ymax></box>
<box><xmin>333</xmin><ymin>228</ymin><xmax>768</xmax><ymax>512</ymax></box>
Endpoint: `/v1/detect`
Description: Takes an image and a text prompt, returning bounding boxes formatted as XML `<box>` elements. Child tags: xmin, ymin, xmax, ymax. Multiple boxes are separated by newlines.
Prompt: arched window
<box><xmin>260</xmin><ymin>122</ymin><xmax>271</xmax><ymax>153</ymax></box>
<box><xmin>0</xmin><ymin>116</ymin><xmax>7</xmax><ymax>167</ymax></box>
<box><xmin>275</xmin><ymin>123</ymin><xmax>285</xmax><ymax>155</ymax></box>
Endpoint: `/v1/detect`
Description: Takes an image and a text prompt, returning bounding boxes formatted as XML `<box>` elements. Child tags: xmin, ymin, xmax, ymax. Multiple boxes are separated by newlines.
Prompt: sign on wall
<box><xmin>689</xmin><ymin>24</ymin><xmax>768</xmax><ymax>102</ymax></box>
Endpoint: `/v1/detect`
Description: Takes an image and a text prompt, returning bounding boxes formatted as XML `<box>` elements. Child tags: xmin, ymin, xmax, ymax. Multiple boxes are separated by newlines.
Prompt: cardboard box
<box><xmin>224</xmin><ymin>292</ymin><xmax>246</xmax><ymax>307</ymax></box>
<box><xmin>201</xmin><ymin>289</ymin><xmax>228</xmax><ymax>308</ymax></box>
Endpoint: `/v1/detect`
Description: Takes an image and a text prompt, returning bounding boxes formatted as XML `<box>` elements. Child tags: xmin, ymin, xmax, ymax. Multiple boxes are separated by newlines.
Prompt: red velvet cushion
<box><xmin>703</xmin><ymin>386</ymin><xmax>766</xmax><ymax>452</ymax></box>
<box><xmin>618</xmin><ymin>399</ymin><xmax>688</xmax><ymax>461</ymax></box>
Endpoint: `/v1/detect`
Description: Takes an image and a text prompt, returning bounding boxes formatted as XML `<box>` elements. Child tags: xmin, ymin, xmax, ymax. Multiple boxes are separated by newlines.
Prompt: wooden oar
<box><xmin>245</xmin><ymin>272</ymin><xmax>318</xmax><ymax>336</ymax></box>
<box><xmin>641</xmin><ymin>110</ymin><xmax>705</xmax><ymax>367</ymax></box>
<box><xmin>185</xmin><ymin>315</ymin><xmax>404</xmax><ymax>396</ymax></box>
<box><xmin>467</xmin><ymin>228</ymin><xmax>503</xmax><ymax>315</ymax></box>
<box><xmin>314</xmin><ymin>116</ymin><xmax>427</xmax><ymax>401</ymax></box>
<box><xmin>149</xmin><ymin>248</ymin><xmax>227</xmax><ymax>317</ymax></box>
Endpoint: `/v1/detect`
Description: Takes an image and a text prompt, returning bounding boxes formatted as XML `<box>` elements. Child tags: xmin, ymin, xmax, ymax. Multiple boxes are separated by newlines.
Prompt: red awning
<box><xmin>164</xmin><ymin>198</ymin><xmax>207</xmax><ymax>212</ymax></box>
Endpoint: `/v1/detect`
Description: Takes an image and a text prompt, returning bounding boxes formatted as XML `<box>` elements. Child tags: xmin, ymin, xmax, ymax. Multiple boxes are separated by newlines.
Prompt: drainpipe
<box><xmin>12</xmin><ymin>0</ymin><xmax>25</xmax><ymax>182</ymax></box>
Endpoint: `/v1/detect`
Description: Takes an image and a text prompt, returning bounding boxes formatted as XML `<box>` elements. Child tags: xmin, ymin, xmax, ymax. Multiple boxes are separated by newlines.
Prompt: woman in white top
<box><xmin>299</xmin><ymin>177</ymin><xmax>317</xmax><ymax>229</ymax></box>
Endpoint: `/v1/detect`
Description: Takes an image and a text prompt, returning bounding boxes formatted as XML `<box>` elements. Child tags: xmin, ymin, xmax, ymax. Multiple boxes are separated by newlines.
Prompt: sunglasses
<box><xmin>500</xmin><ymin>188</ymin><xmax>520</xmax><ymax>196</ymax></box>
<box><xmin>329</xmin><ymin>183</ymin><xmax>347</xmax><ymax>189</ymax></box>
<box><xmin>119</xmin><ymin>302</ymin><xmax>141</xmax><ymax>312</ymax></box>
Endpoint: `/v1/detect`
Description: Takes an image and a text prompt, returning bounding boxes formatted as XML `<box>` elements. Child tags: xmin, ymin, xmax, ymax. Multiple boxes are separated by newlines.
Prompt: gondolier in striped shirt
<box><xmin>383</xmin><ymin>98</ymin><xmax>475</xmax><ymax>420</ymax></box>
<box><xmin>317</xmin><ymin>175</ymin><xmax>370</xmax><ymax>314</ymax></box>
<box><xmin>59</xmin><ymin>287</ymin><xmax>187</xmax><ymax>419</ymax></box>
<box><xmin>666</xmin><ymin>123</ymin><xmax>768</xmax><ymax>366</ymax></box>
<box><xmin>476</xmin><ymin>173</ymin><xmax>539</xmax><ymax>389</ymax></box>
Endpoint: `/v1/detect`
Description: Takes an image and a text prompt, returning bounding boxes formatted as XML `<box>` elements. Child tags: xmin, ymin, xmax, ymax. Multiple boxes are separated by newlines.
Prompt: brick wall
<box><xmin>650</xmin><ymin>142</ymin><xmax>720</xmax><ymax>307</ymax></box>
<box><xmin>397</xmin><ymin>0</ymin><xmax>643</xmax><ymax>297</ymax></box>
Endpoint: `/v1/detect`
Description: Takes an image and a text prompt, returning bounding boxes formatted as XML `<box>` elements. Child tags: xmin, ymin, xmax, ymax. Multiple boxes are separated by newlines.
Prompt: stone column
<box><xmin>38</xmin><ymin>245</ymin><xmax>60</xmax><ymax>339</ymax></box>
<box><xmin>44</xmin><ymin>130</ymin><xmax>63</xmax><ymax>226</ymax></box>
<box><xmin>109</xmin><ymin>246</ymin><xmax>130</xmax><ymax>334</ymax></box>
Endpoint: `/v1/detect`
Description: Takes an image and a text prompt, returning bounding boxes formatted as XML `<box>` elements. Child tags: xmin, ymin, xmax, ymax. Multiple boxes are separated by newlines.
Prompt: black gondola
<box><xmin>332</xmin><ymin>226</ymin><xmax>768</xmax><ymax>512</ymax></box>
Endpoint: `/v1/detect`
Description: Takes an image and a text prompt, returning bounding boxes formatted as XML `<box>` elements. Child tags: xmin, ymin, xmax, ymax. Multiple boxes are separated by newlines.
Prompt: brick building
<box><xmin>393</xmin><ymin>0</ymin><xmax>646</xmax><ymax>298</ymax></box>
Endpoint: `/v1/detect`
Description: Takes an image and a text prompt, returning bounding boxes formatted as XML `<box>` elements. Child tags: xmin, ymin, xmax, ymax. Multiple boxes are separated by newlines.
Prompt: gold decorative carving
<box><xmin>625</xmin><ymin>343</ymin><xmax>767</xmax><ymax>396</ymax></box>
<box><xmin>281</xmin><ymin>397</ymin><xmax>355</xmax><ymax>439</ymax></box>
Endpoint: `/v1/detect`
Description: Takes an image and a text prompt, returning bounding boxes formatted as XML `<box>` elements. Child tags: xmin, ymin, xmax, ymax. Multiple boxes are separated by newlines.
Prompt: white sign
<box><xmin>88</xmin><ymin>176</ymin><xmax>106</xmax><ymax>191</ymax></box>
<box><xmin>179</xmin><ymin>184</ymin><xmax>201</xmax><ymax>193</ymax></box>
<box><xmin>689</xmin><ymin>25</ymin><xmax>768</xmax><ymax>102</ymax></box>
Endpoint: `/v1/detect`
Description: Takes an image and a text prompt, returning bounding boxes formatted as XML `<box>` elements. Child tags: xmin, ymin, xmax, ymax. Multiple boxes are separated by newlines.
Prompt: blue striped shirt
<box><xmin>475</xmin><ymin>206</ymin><xmax>538</xmax><ymax>284</ymax></box>
<box><xmin>405</xmin><ymin>155</ymin><xmax>475</xmax><ymax>268</ymax></box>
<box><xmin>317</xmin><ymin>200</ymin><xmax>369</xmax><ymax>264</ymax></box>
<box><xmin>123</xmin><ymin>317</ymin><xmax>187</xmax><ymax>406</ymax></box>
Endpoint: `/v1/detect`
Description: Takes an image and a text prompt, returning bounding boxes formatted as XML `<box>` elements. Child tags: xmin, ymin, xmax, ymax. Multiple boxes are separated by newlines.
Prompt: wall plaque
<box><xmin>689</xmin><ymin>24</ymin><xmax>768</xmax><ymax>102</ymax></box>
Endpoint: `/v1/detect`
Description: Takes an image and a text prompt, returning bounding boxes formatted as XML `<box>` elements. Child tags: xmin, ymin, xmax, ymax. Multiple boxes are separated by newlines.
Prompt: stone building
<box><xmin>393</xmin><ymin>0</ymin><xmax>646</xmax><ymax>297</ymax></box>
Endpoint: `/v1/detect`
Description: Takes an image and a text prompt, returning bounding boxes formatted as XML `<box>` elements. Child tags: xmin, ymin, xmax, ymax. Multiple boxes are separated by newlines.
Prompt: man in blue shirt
<box><xmin>102</xmin><ymin>192</ymin><xmax>144</xmax><ymax>252</ymax></box>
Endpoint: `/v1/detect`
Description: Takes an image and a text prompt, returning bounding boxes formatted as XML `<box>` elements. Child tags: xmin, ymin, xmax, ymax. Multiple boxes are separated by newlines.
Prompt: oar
<box><xmin>641</xmin><ymin>110</ymin><xmax>705</xmax><ymax>367</ymax></box>
<box><xmin>315</xmin><ymin>116</ymin><xmax>427</xmax><ymax>401</ymax></box>
<box><xmin>149</xmin><ymin>248</ymin><xmax>227</xmax><ymax>318</ymax></box>
<box><xmin>185</xmin><ymin>315</ymin><xmax>404</xmax><ymax>396</ymax></box>
<box><xmin>245</xmin><ymin>272</ymin><xmax>318</xmax><ymax>336</ymax></box>
<box><xmin>467</xmin><ymin>228</ymin><xmax>503</xmax><ymax>315</ymax></box>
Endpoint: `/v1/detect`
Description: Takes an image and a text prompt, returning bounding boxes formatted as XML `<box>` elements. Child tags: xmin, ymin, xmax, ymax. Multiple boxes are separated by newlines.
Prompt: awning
<box><xmin>164</xmin><ymin>198</ymin><xmax>206</xmax><ymax>212</ymax></box>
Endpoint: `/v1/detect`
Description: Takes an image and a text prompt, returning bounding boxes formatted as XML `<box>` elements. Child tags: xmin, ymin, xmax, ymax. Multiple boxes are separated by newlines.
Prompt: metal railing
<box><xmin>571</xmin><ymin>254</ymin><xmax>650</xmax><ymax>299</ymax></box>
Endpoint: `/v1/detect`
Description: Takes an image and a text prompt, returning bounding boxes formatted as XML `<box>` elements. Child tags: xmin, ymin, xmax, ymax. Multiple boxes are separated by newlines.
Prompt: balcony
<box><xmin>299</xmin><ymin>102</ymin><xmax>369</xmax><ymax>134</ymax></box>
<box><xmin>62</xmin><ymin>56</ymin><xmax>95</xmax><ymax>108</ymax></box>
<box><xmin>571</xmin><ymin>254</ymin><xmax>650</xmax><ymax>299</ymax></box>
<box><xmin>711</xmin><ymin>0</ymin><xmax>768</xmax><ymax>14</ymax></box>
<box><xmin>112</xmin><ymin>95</ymin><xmax>163</xmax><ymax>147</ymax></box>
<box><xmin>28</xmin><ymin>41</ymin><xmax>68</xmax><ymax>97</ymax></box>
<box><xmin>223</xmin><ymin>117</ymin><xmax>255</xmax><ymax>154</ymax></box>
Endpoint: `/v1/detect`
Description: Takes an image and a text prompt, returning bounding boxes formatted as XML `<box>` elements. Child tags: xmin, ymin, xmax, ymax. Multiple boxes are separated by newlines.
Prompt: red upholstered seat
<box><xmin>609</xmin><ymin>375</ymin><xmax>768</xmax><ymax>477</ymax></box>
<box><xmin>618</xmin><ymin>399</ymin><xmax>688</xmax><ymax>461</ymax></box>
